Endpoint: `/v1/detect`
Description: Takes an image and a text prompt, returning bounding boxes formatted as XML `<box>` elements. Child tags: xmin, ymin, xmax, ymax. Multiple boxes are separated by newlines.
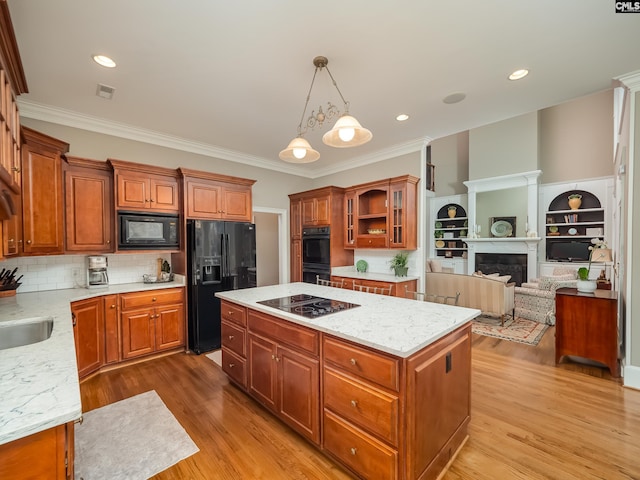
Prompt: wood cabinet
<box><xmin>20</xmin><ymin>127</ymin><xmax>69</xmax><ymax>255</ymax></box>
<box><xmin>109</xmin><ymin>158</ymin><xmax>179</xmax><ymax>213</ymax></box>
<box><xmin>71</xmin><ymin>296</ymin><xmax>105</xmax><ymax>379</ymax></box>
<box><xmin>246</xmin><ymin>309</ymin><xmax>320</xmax><ymax>444</ymax></box>
<box><xmin>345</xmin><ymin>175</ymin><xmax>419</xmax><ymax>250</ymax></box>
<box><xmin>221</xmin><ymin>300</ymin><xmax>248</xmax><ymax>388</ymax></box>
<box><xmin>331</xmin><ymin>275</ymin><xmax>417</xmax><ymax>298</ymax></box>
<box><xmin>555</xmin><ymin>288</ymin><xmax>619</xmax><ymax>376</ymax></box>
<box><xmin>120</xmin><ymin>287</ymin><xmax>185</xmax><ymax>360</ymax></box>
<box><xmin>289</xmin><ymin>186</ymin><xmax>353</xmax><ymax>281</ymax></box>
<box><xmin>0</xmin><ymin>421</ymin><xmax>74</xmax><ymax>480</ymax></box>
<box><xmin>221</xmin><ymin>297</ymin><xmax>471</xmax><ymax>480</ymax></box>
<box><xmin>179</xmin><ymin>168</ymin><xmax>255</xmax><ymax>222</ymax></box>
<box><xmin>2</xmin><ymin>188</ymin><xmax>21</xmax><ymax>256</ymax></box>
<box><xmin>64</xmin><ymin>156</ymin><xmax>114</xmax><ymax>253</ymax></box>
<box><xmin>103</xmin><ymin>294</ymin><xmax>120</xmax><ymax>365</ymax></box>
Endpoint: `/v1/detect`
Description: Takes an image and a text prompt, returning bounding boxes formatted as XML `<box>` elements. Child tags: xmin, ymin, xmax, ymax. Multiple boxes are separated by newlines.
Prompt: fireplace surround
<box><xmin>475</xmin><ymin>253</ymin><xmax>527</xmax><ymax>286</ymax></box>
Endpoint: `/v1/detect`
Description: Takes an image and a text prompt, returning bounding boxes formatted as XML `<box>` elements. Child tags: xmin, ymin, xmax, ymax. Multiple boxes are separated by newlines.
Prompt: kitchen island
<box><xmin>216</xmin><ymin>282</ymin><xmax>480</xmax><ymax>480</ymax></box>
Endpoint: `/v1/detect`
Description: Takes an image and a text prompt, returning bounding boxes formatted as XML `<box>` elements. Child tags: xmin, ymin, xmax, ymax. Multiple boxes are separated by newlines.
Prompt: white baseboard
<box><xmin>623</xmin><ymin>364</ymin><xmax>640</xmax><ymax>390</ymax></box>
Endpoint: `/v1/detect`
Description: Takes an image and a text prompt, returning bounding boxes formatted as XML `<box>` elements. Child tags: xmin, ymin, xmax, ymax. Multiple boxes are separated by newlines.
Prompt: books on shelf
<box><xmin>564</xmin><ymin>213</ymin><xmax>578</xmax><ymax>223</ymax></box>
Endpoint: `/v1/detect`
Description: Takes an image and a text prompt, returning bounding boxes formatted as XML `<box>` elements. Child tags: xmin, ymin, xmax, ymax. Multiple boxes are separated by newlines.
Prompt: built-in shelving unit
<box><xmin>434</xmin><ymin>204</ymin><xmax>468</xmax><ymax>258</ymax></box>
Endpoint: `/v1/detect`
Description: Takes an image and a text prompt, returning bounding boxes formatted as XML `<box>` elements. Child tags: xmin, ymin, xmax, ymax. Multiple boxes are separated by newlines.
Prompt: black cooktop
<box><xmin>258</xmin><ymin>294</ymin><xmax>360</xmax><ymax>319</ymax></box>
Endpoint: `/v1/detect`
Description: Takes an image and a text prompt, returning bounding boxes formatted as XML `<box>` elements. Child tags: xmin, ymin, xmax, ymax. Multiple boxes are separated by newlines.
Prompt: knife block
<box><xmin>0</xmin><ymin>289</ymin><xmax>16</xmax><ymax>297</ymax></box>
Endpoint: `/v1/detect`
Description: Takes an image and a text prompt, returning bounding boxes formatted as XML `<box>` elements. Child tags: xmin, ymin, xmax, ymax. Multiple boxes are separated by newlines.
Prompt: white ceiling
<box><xmin>7</xmin><ymin>0</ymin><xmax>640</xmax><ymax>178</ymax></box>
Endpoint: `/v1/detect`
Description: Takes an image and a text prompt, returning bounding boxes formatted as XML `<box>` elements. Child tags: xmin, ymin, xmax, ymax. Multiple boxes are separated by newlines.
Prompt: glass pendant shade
<box><xmin>322</xmin><ymin>114</ymin><xmax>372</xmax><ymax>148</ymax></box>
<box><xmin>279</xmin><ymin>136</ymin><xmax>320</xmax><ymax>163</ymax></box>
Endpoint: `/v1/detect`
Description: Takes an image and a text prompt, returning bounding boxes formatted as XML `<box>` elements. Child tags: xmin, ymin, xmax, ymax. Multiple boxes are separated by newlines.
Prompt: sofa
<box><xmin>514</xmin><ymin>267</ymin><xmax>577</xmax><ymax>325</ymax></box>
<box><xmin>425</xmin><ymin>272</ymin><xmax>515</xmax><ymax>325</ymax></box>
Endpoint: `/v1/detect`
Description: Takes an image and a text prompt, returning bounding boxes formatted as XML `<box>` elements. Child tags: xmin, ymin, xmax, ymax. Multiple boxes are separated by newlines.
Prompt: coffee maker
<box><xmin>86</xmin><ymin>255</ymin><xmax>109</xmax><ymax>288</ymax></box>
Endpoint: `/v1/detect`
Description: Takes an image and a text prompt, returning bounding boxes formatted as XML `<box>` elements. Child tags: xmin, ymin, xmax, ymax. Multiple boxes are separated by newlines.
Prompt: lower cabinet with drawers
<box><xmin>331</xmin><ymin>275</ymin><xmax>417</xmax><ymax>298</ymax></box>
<box><xmin>220</xmin><ymin>299</ymin><xmax>471</xmax><ymax>480</ymax></box>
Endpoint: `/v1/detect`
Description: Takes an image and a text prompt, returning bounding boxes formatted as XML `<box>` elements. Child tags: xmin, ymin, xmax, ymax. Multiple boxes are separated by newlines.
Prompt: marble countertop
<box><xmin>216</xmin><ymin>282</ymin><xmax>479</xmax><ymax>358</ymax></box>
<box><xmin>0</xmin><ymin>278</ymin><xmax>184</xmax><ymax>446</ymax></box>
<box><xmin>331</xmin><ymin>266</ymin><xmax>420</xmax><ymax>283</ymax></box>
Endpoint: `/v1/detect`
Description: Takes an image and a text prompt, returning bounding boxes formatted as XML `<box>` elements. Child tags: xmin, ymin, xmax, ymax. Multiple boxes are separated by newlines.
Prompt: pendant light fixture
<box><xmin>279</xmin><ymin>56</ymin><xmax>372</xmax><ymax>163</ymax></box>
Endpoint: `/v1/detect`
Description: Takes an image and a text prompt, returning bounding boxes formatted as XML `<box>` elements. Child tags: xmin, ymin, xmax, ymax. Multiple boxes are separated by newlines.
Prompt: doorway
<box><xmin>253</xmin><ymin>207</ymin><xmax>287</xmax><ymax>286</ymax></box>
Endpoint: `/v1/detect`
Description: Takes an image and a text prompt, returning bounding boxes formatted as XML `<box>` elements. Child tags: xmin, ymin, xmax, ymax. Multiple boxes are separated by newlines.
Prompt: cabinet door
<box><xmin>314</xmin><ymin>195</ymin><xmax>330</xmax><ymax>225</ymax></box>
<box><xmin>301</xmin><ymin>197</ymin><xmax>316</xmax><ymax>225</ymax></box>
<box><xmin>154</xmin><ymin>302</ymin><xmax>185</xmax><ymax>351</ymax></box>
<box><xmin>222</xmin><ymin>186</ymin><xmax>252</xmax><ymax>221</ymax></box>
<box><xmin>389</xmin><ymin>182</ymin><xmax>406</xmax><ymax>248</ymax></box>
<box><xmin>116</xmin><ymin>171</ymin><xmax>149</xmax><ymax>210</ymax></box>
<box><xmin>103</xmin><ymin>294</ymin><xmax>120</xmax><ymax>364</ymax></box>
<box><xmin>248</xmin><ymin>333</ymin><xmax>278</xmax><ymax>412</ymax></box>
<box><xmin>149</xmin><ymin>176</ymin><xmax>179</xmax><ymax>212</ymax></box>
<box><xmin>291</xmin><ymin>239</ymin><xmax>302</xmax><ymax>282</ymax></box>
<box><xmin>290</xmin><ymin>199</ymin><xmax>302</xmax><ymax>240</ymax></box>
<box><xmin>121</xmin><ymin>308</ymin><xmax>154</xmax><ymax>359</ymax></box>
<box><xmin>186</xmin><ymin>180</ymin><xmax>222</xmax><ymax>219</ymax></box>
<box><xmin>71</xmin><ymin>297</ymin><xmax>104</xmax><ymax>379</ymax></box>
<box><xmin>64</xmin><ymin>167</ymin><xmax>113</xmax><ymax>252</ymax></box>
<box><xmin>2</xmin><ymin>189</ymin><xmax>21</xmax><ymax>256</ymax></box>
<box><xmin>21</xmin><ymin>144</ymin><xmax>64</xmax><ymax>254</ymax></box>
<box><xmin>344</xmin><ymin>191</ymin><xmax>355</xmax><ymax>248</ymax></box>
<box><xmin>277</xmin><ymin>345</ymin><xmax>320</xmax><ymax>444</ymax></box>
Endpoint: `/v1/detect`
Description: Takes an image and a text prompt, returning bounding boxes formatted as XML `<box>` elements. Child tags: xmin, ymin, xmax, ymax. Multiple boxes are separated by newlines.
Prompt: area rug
<box><xmin>75</xmin><ymin>390</ymin><xmax>199</xmax><ymax>480</ymax></box>
<box><xmin>206</xmin><ymin>349</ymin><xmax>222</xmax><ymax>366</ymax></box>
<box><xmin>472</xmin><ymin>316</ymin><xmax>549</xmax><ymax>346</ymax></box>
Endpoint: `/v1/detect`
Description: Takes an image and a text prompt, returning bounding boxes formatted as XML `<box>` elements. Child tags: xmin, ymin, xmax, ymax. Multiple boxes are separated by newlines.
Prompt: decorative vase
<box><xmin>447</xmin><ymin>207</ymin><xmax>456</xmax><ymax>219</ymax></box>
<box><xmin>576</xmin><ymin>279</ymin><xmax>597</xmax><ymax>293</ymax></box>
<box><xmin>394</xmin><ymin>266</ymin><xmax>408</xmax><ymax>277</ymax></box>
<box><xmin>568</xmin><ymin>196</ymin><xmax>582</xmax><ymax>210</ymax></box>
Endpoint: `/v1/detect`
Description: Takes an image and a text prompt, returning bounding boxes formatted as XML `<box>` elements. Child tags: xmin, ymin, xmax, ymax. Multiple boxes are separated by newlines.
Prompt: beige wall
<box><xmin>429</xmin><ymin>132</ymin><xmax>469</xmax><ymax>196</ymax></box>
<box><xmin>21</xmin><ymin>118</ymin><xmax>315</xmax><ymax>210</ymax></box>
<box><xmin>631</xmin><ymin>90</ymin><xmax>640</xmax><ymax>367</ymax></box>
<box><xmin>468</xmin><ymin>111</ymin><xmax>539</xmax><ymax>180</ymax></box>
<box><xmin>254</xmin><ymin>212</ymin><xmax>279</xmax><ymax>286</ymax></box>
<box><xmin>539</xmin><ymin>89</ymin><xmax>614</xmax><ymax>184</ymax></box>
<box><xmin>476</xmin><ymin>187</ymin><xmax>528</xmax><ymax>237</ymax></box>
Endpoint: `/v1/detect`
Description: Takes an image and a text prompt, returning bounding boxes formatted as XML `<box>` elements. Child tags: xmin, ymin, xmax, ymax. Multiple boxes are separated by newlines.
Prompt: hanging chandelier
<box><xmin>279</xmin><ymin>56</ymin><xmax>373</xmax><ymax>163</ymax></box>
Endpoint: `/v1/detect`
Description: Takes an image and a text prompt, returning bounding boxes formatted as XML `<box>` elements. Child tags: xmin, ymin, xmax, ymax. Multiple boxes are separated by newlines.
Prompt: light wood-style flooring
<box><xmin>79</xmin><ymin>326</ymin><xmax>640</xmax><ymax>479</ymax></box>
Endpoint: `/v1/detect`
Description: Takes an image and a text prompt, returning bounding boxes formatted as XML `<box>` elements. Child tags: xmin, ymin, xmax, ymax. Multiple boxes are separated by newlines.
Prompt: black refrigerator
<box><xmin>187</xmin><ymin>219</ymin><xmax>257</xmax><ymax>354</ymax></box>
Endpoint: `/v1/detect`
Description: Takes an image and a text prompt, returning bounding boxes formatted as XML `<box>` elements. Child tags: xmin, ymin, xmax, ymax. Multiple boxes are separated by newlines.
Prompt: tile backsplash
<box><xmin>0</xmin><ymin>253</ymin><xmax>171</xmax><ymax>293</ymax></box>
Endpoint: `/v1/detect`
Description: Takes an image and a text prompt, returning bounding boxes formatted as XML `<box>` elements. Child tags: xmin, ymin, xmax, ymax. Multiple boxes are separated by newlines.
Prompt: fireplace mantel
<box><xmin>464</xmin><ymin>237</ymin><xmax>541</xmax><ymax>278</ymax></box>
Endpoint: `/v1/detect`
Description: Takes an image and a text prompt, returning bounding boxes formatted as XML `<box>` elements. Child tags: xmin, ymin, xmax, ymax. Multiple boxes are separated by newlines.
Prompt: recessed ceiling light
<box><xmin>442</xmin><ymin>92</ymin><xmax>466</xmax><ymax>104</ymax></box>
<box><xmin>508</xmin><ymin>69</ymin><xmax>529</xmax><ymax>81</ymax></box>
<box><xmin>396</xmin><ymin>114</ymin><xmax>409</xmax><ymax>121</ymax></box>
<box><xmin>92</xmin><ymin>55</ymin><xmax>116</xmax><ymax>68</ymax></box>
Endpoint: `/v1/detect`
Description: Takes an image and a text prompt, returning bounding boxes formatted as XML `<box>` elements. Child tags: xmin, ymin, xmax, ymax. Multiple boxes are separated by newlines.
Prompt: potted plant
<box><xmin>390</xmin><ymin>252</ymin><xmax>409</xmax><ymax>277</ymax></box>
<box><xmin>576</xmin><ymin>238</ymin><xmax>608</xmax><ymax>292</ymax></box>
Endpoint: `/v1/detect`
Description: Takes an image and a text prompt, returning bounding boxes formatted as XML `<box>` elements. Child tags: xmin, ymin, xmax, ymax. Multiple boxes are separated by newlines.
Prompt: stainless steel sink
<box><xmin>0</xmin><ymin>318</ymin><xmax>54</xmax><ymax>350</ymax></box>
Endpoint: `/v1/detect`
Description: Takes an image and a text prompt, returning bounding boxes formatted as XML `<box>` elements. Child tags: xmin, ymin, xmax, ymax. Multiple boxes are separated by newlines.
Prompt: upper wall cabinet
<box><xmin>109</xmin><ymin>159</ymin><xmax>180</xmax><ymax>213</ymax></box>
<box><xmin>345</xmin><ymin>175</ymin><xmax>419</xmax><ymax>250</ymax></box>
<box><xmin>64</xmin><ymin>156</ymin><xmax>114</xmax><ymax>253</ymax></box>
<box><xmin>21</xmin><ymin>127</ymin><xmax>69</xmax><ymax>255</ymax></box>
<box><xmin>179</xmin><ymin>168</ymin><xmax>255</xmax><ymax>222</ymax></box>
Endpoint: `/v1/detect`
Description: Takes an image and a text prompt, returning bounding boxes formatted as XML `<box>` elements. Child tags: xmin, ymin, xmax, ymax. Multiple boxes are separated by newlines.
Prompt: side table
<box><xmin>555</xmin><ymin>287</ymin><xmax>619</xmax><ymax>377</ymax></box>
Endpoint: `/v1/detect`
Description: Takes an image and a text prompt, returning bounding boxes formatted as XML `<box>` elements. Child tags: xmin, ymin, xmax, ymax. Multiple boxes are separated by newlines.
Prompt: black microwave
<box><xmin>118</xmin><ymin>211</ymin><xmax>179</xmax><ymax>250</ymax></box>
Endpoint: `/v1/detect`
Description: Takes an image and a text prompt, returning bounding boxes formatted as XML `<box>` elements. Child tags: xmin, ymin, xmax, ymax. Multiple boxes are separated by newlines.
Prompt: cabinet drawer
<box><xmin>356</xmin><ymin>236</ymin><xmax>389</xmax><ymax>248</ymax></box>
<box><xmin>324</xmin><ymin>336</ymin><xmax>399</xmax><ymax>391</ymax></box>
<box><xmin>323</xmin><ymin>410</ymin><xmax>398</xmax><ymax>480</ymax></box>
<box><xmin>222</xmin><ymin>320</ymin><xmax>246</xmax><ymax>357</ymax></box>
<box><xmin>248</xmin><ymin>310</ymin><xmax>318</xmax><ymax>356</ymax></box>
<box><xmin>324</xmin><ymin>367</ymin><xmax>399</xmax><ymax>445</ymax></box>
<box><xmin>120</xmin><ymin>288</ymin><xmax>184</xmax><ymax>310</ymax></box>
<box><xmin>221</xmin><ymin>300</ymin><xmax>247</xmax><ymax>326</ymax></box>
<box><xmin>222</xmin><ymin>348</ymin><xmax>247</xmax><ymax>388</ymax></box>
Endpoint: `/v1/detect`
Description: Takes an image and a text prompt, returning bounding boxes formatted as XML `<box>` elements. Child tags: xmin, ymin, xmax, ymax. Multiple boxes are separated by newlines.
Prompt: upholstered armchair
<box><xmin>514</xmin><ymin>267</ymin><xmax>577</xmax><ymax>325</ymax></box>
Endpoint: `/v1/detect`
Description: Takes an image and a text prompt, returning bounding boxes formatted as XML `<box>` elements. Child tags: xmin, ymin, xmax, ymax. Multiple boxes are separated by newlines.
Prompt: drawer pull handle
<box><xmin>228</xmin><ymin>335</ymin><xmax>234</xmax><ymax>340</ymax></box>
<box><xmin>350</xmin><ymin>400</ymin><xmax>358</xmax><ymax>408</ymax></box>
<box><xmin>110</xmin><ymin>304</ymin><xmax>116</xmax><ymax>309</ymax></box>
<box><xmin>350</xmin><ymin>358</ymin><xmax>357</xmax><ymax>366</ymax></box>
<box><xmin>229</xmin><ymin>363</ymin><xmax>235</xmax><ymax>368</ymax></box>
<box><xmin>350</xmin><ymin>447</ymin><xmax>357</xmax><ymax>456</ymax></box>
<box><xmin>75</xmin><ymin>415</ymin><xmax>84</xmax><ymax>425</ymax></box>
<box><xmin>271</xmin><ymin>354</ymin><xmax>276</xmax><ymax>360</ymax></box>
<box><xmin>228</xmin><ymin>310</ymin><xmax>234</xmax><ymax>315</ymax></box>
<box><xmin>152</xmin><ymin>297</ymin><xmax>157</xmax><ymax>302</ymax></box>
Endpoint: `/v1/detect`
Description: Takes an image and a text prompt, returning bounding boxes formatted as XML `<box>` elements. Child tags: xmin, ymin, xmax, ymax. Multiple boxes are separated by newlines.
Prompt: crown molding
<box><xmin>616</xmin><ymin>70</ymin><xmax>640</xmax><ymax>92</ymax></box>
<box><xmin>17</xmin><ymin>100</ymin><xmax>428</xmax><ymax>179</ymax></box>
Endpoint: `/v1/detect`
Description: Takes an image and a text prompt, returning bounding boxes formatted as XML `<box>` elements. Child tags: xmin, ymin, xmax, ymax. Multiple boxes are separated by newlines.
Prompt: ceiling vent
<box><xmin>96</xmin><ymin>83</ymin><xmax>115</xmax><ymax>100</ymax></box>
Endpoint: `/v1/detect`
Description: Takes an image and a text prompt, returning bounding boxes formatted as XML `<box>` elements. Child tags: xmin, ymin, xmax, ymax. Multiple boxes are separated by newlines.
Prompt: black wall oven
<box><xmin>302</xmin><ymin>226</ymin><xmax>331</xmax><ymax>283</ymax></box>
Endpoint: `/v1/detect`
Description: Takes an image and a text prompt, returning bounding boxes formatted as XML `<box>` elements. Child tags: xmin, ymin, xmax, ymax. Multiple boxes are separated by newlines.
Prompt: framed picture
<box><xmin>489</xmin><ymin>216</ymin><xmax>516</xmax><ymax>238</ymax></box>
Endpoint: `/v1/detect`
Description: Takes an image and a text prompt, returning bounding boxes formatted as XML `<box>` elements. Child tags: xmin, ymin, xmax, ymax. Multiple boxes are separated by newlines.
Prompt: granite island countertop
<box><xmin>216</xmin><ymin>282</ymin><xmax>480</xmax><ymax>358</ymax></box>
<box><xmin>0</xmin><ymin>278</ymin><xmax>185</xmax><ymax>446</ymax></box>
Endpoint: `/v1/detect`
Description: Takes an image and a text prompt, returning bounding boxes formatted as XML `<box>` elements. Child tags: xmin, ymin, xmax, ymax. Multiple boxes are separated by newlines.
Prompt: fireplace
<box><xmin>475</xmin><ymin>253</ymin><xmax>527</xmax><ymax>286</ymax></box>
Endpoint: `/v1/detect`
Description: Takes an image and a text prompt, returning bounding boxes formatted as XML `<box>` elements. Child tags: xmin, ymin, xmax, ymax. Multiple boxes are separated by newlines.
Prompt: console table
<box><xmin>555</xmin><ymin>287</ymin><xmax>619</xmax><ymax>377</ymax></box>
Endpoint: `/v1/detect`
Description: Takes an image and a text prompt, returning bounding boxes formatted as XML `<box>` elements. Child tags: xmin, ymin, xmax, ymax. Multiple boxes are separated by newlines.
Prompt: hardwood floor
<box><xmin>79</xmin><ymin>327</ymin><xmax>640</xmax><ymax>479</ymax></box>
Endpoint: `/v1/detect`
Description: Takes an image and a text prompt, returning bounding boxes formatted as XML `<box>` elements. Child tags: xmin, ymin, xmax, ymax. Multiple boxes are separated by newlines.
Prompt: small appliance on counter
<box><xmin>86</xmin><ymin>255</ymin><xmax>109</xmax><ymax>289</ymax></box>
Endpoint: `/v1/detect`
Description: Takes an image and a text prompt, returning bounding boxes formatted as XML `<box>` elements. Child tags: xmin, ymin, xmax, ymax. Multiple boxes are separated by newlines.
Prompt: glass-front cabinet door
<box><xmin>344</xmin><ymin>191</ymin><xmax>355</xmax><ymax>248</ymax></box>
